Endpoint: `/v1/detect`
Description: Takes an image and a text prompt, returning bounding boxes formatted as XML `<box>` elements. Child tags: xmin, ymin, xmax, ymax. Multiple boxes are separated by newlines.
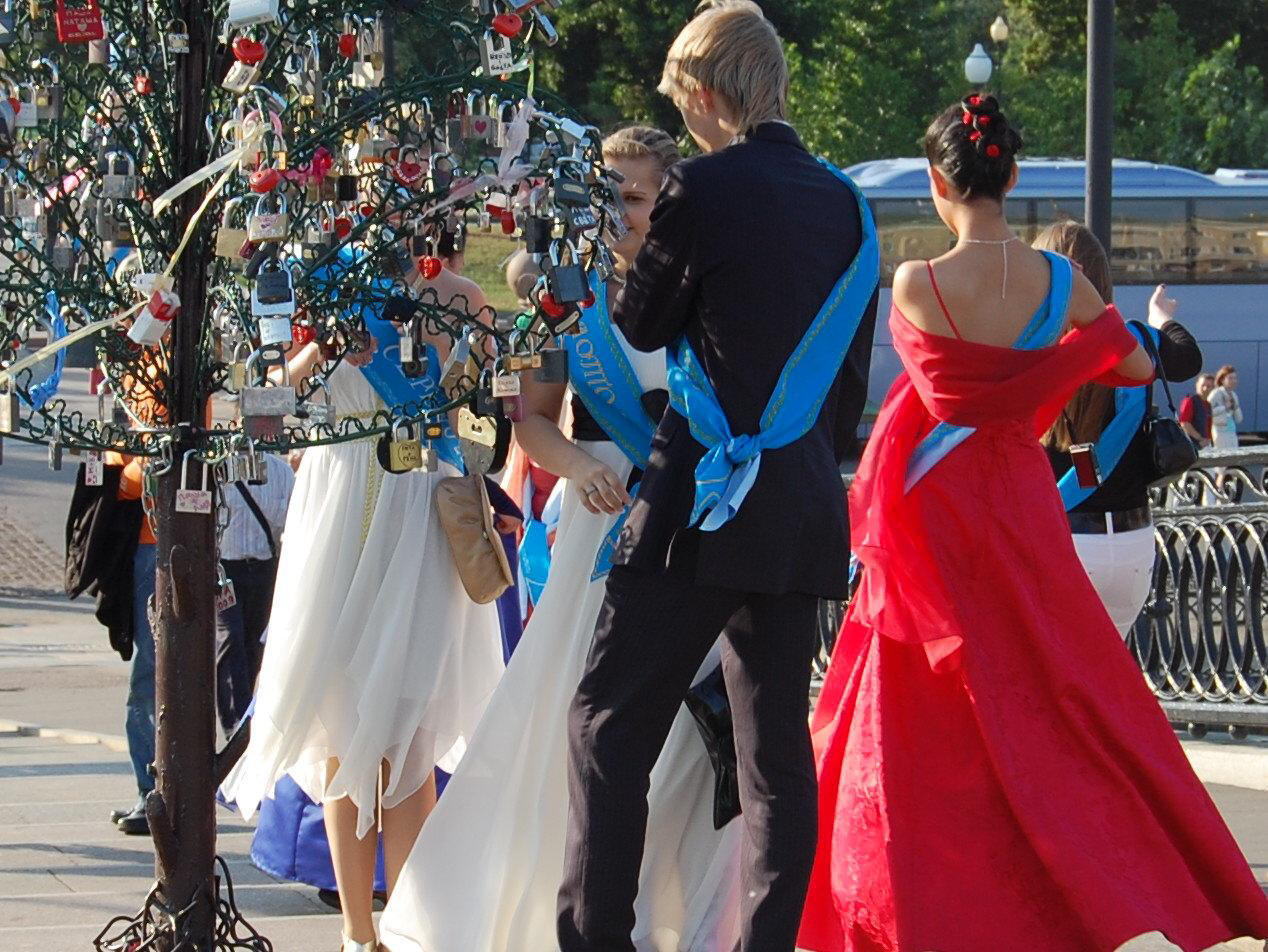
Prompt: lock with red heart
<box><xmin>491</xmin><ymin>12</ymin><xmax>522</xmax><ymax>37</ymax></box>
<box><xmin>419</xmin><ymin>255</ymin><xmax>443</xmax><ymax>281</ymax></box>
<box><xmin>333</xmin><ymin>216</ymin><xmax>352</xmax><ymax>239</ymax></box>
<box><xmin>55</xmin><ymin>0</ymin><xmax>105</xmax><ymax>43</ymax></box>
<box><xmin>392</xmin><ymin>148</ymin><xmax>425</xmax><ymax>189</ymax></box>
<box><xmin>133</xmin><ymin>73</ymin><xmax>154</xmax><ymax>95</ymax></box>
<box><xmin>231</xmin><ymin>35</ymin><xmax>267</xmax><ymax>65</ymax></box>
<box><xmin>539</xmin><ymin>292</ymin><xmax>565</xmax><ymax>320</ymax></box>
<box><xmin>337</xmin><ymin>31</ymin><xmax>357</xmax><ymax>58</ymax></box>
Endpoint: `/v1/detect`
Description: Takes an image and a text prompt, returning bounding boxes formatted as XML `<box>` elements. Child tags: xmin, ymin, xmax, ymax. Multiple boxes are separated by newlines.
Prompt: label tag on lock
<box><xmin>175</xmin><ymin>458</ymin><xmax>213</xmax><ymax>514</ymax></box>
<box><xmin>492</xmin><ymin>372</ymin><xmax>520</xmax><ymax>397</ymax></box>
<box><xmin>215</xmin><ymin>578</ymin><xmax>238</xmax><ymax>613</ymax></box>
<box><xmin>84</xmin><ymin>450</ymin><xmax>103</xmax><ymax>486</ymax></box>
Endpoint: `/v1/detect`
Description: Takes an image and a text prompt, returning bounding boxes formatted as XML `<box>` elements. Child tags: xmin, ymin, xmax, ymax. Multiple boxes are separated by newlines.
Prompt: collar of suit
<box><xmin>730</xmin><ymin>120</ymin><xmax>807</xmax><ymax>152</ymax></box>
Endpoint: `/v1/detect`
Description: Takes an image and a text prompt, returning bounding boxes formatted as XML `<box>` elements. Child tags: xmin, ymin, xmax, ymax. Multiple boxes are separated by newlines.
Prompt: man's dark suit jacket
<box><xmin>611</xmin><ymin>122</ymin><xmax>878</xmax><ymax>600</ymax></box>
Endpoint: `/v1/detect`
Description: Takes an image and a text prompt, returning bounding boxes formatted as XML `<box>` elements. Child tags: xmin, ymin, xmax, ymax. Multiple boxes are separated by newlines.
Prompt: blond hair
<box><xmin>658</xmin><ymin>0</ymin><xmax>787</xmax><ymax>132</ymax></box>
<box><xmin>602</xmin><ymin>126</ymin><xmax>682</xmax><ymax>175</ymax></box>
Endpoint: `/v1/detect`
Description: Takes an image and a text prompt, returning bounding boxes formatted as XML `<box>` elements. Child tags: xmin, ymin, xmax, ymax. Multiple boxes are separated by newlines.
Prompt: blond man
<box><xmin>557</xmin><ymin>3</ymin><xmax>880</xmax><ymax>950</ymax></box>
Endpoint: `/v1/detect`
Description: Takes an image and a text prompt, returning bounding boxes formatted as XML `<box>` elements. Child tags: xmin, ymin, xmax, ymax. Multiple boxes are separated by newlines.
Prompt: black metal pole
<box><xmin>1085</xmin><ymin>0</ymin><xmax>1115</xmax><ymax>253</ymax></box>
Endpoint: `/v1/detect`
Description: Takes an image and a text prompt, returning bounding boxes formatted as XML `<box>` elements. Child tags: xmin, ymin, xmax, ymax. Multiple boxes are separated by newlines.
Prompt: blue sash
<box><xmin>1055</xmin><ymin>322</ymin><xmax>1158</xmax><ymax>511</ymax></box>
<box><xmin>904</xmin><ymin>251</ymin><xmax>1073</xmax><ymax>492</ymax></box>
<box><xmin>23</xmin><ymin>291</ymin><xmax>66</xmax><ymax>409</ymax></box>
<box><xmin>564</xmin><ymin>272</ymin><xmax>655</xmax><ymax>471</ymax></box>
<box><xmin>667</xmin><ymin>159</ymin><xmax>880</xmax><ymax>531</ymax></box>
<box><xmin>564</xmin><ymin>272</ymin><xmax>663</xmax><ymax>580</ymax></box>
<box><xmin>315</xmin><ymin>249</ymin><xmax>461</xmax><ymax>469</ymax></box>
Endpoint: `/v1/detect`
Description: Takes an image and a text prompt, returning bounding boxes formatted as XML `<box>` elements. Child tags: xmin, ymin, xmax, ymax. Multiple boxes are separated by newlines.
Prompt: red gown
<box><xmin>799</xmin><ymin>304</ymin><xmax>1268</xmax><ymax>952</ymax></box>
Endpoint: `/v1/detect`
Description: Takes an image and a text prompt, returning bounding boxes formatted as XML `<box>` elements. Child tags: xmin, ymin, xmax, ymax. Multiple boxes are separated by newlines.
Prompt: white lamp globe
<box><xmin>990</xmin><ymin>15</ymin><xmax>1010</xmax><ymax>43</ymax></box>
<box><xmin>964</xmin><ymin>43</ymin><xmax>994</xmax><ymax>85</ymax></box>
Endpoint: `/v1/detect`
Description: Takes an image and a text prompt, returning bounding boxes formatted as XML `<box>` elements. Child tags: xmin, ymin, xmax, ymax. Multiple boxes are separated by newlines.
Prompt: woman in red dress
<box><xmin>799</xmin><ymin>94</ymin><xmax>1268</xmax><ymax>952</ymax></box>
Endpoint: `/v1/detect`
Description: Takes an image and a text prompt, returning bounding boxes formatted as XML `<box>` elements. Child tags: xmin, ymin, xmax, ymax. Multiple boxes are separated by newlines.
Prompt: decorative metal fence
<box><xmin>816</xmin><ymin>449</ymin><xmax>1268</xmax><ymax>734</ymax></box>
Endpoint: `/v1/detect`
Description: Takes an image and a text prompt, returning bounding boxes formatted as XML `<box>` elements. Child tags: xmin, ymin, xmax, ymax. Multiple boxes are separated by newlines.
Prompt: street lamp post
<box><xmin>1085</xmin><ymin>0</ymin><xmax>1115</xmax><ymax>254</ymax></box>
<box><xmin>990</xmin><ymin>15</ymin><xmax>1009</xmax><ymax>101</ymax></box>
<box><xmin>964</xmin><ymin>43</ymin><xmax>994</xmax><ymax>88</ymax></box>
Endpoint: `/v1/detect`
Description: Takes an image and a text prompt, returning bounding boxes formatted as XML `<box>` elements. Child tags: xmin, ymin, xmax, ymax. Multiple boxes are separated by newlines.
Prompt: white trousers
<box><xmin>1072</xmin><ymin>523</ymin><xmax>1156</xmax><ymax>637</ymax></box>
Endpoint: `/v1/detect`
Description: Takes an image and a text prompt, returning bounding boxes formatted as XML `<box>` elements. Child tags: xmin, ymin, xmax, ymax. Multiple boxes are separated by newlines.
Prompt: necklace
<box><xmin>961</xmin><ymin>235</ymin><xmax>1021</xmax><ymax>300</ymax></box>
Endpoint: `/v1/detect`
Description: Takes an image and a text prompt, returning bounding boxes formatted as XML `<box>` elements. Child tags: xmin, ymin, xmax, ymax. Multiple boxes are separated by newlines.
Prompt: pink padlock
<box><xmin>127</xmin><ymin>289</ymin><xmax>180</xmax><ymax>346</ymax></box>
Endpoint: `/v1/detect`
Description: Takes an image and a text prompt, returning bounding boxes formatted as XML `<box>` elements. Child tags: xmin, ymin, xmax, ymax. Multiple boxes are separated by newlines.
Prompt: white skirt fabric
<box><xmin>1072</xmin><ymin>523</ymin><xmax>1156</xmax><ymax>637</ymax></box>
<box><xmin>222</xmin><ymin>364</ymin><xmax>504</xmax><ymax>839</ymax></box>
<box><xmin>379</xmin><ymin>439</ymin><xmax>742</xmax><ymax>952</ymax></box>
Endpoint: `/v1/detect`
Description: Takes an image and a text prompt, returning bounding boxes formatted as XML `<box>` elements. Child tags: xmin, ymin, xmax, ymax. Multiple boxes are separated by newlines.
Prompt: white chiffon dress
<box><xmin>222</xmin><ymin>361</ymin><xmax>505</xmax><ymax>839</ymax></box>
<box><xmin>378</xmin><ymin>331</ymin><xmax>742</xmax><ymax>952</ymax></box>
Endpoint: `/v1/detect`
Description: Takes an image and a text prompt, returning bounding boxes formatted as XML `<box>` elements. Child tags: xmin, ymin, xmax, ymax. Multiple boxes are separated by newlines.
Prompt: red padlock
<box><xmin>358</xmin><ymin>202</ymin><xmax>375</xmax><ymax>218</ymax></box>
<box><xmin>133</xmin><ymin>74</ymin><xmax>153</xmax><ymax>95</ymax></box>
<box><xmin>491</xmin><ymin>12</ymin><xmax>523</xmax><ymax>37</ymax></box>
<box><xmin>249</xmin><ymin>166</ymin><xmax>282</xmax><ymax>193</ymax></box>
<box><xmin>392</xmin><ymin>150</ymin><xmax>425</xmax><ymax>189</ymax></box>
<box><xmin>500</xmin><ymin>212</ymin><xmax>516</xmax><ymax>235</ymax></box>
<box><xmin>292</xmin><ymin>322</ymin><xmax>316</xmax><ymax>347</ymax></box>
<box><xmin>581</xmin><ymin>288</ymin><xmax>596</xmax><ymax>309</ymax></box>
<box><xmin>337</xmin><ymin>32</ymin><xmax>357</xmax><ymax>59</ymax></box>
<box><xmin>231</xmin><ymin>35</ymin><xmax>267</xmax><ymax>65</ymax></box>
<box><xmin>539</xmin><ymin>292</ymin><xmax>566</xmax><ymax>320</ymax></box>
<box><xmin>419</xmin><ymin>256</ymin><xmax>443</xmax><ymax>281</ymax></box>
<box><xmin>333</xmin><ymin>216</ymin><xmax>352</xmax><ymax>239</ymax></box>
<box><xmin>55</xmin><ymin>0</ymin><xmax>105</xmax><ymax>43</ymax></box>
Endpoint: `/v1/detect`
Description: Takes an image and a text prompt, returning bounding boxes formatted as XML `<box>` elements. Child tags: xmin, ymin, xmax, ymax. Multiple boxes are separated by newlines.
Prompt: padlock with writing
<box><xmin>84</xmin><ymin>449</ymin><xmax>103</xmax><ymax>486</ymax></box>
<box><xmin>215</xmin><ymin>563</ymin><xmax>238</xmax><ymax>613</ymax></box>
<box><xmin>101</xmin><ymin>150</ymin><xmax>136</xmax><ymax>199</ymax></box>
<box><xmin>247</xmin><ymin>192</ymin><xmax>289</xmax><ymax>243</ymax></box>
<box><xmin>239</xmin><ymin>350</ymin><xmax>297</xmax><ymax>441</ymax></box>
<box><xmin>166</xmin><ymin>18</ymin><xmax>188</xmax><ymax>52</ymax></box>
<box><xmin>222</xmin><ymin>55</ymin><xmax>260</xmax><ymax>93</ymax></box>
<box><xmin>491</xmin><ymin>358</ymin><xmax>521</xmax><ymax>398</ymax></box>
<box><xmin>215</xmin><ymin>197</ymin><xmax>249</xmax><ymax>260</ymax></box>
<box><xmin>480</xmin><ymin>29</ymin><xmax>514</xmax><ymax>77</ymax></box>
<box><xmin>377</xmin><ymin>420</ymin><xmax>424</xmax><ymax>474</ymax></box>
<box><xmin>175</xmin><ymin>450</ymin><xmax>213</xmax><ymax>514</ymax></box>
<box><xmin>54</xmin><ymin>0</ymin><xmax>104</xmax><ymax>43</ymax></box>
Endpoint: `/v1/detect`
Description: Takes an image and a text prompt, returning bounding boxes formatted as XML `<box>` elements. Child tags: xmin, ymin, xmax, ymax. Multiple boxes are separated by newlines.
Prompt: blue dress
<box><xmin>249</xmin><ymin>493</ymin><xmax>523</xmax><ymax>891</ymax></box>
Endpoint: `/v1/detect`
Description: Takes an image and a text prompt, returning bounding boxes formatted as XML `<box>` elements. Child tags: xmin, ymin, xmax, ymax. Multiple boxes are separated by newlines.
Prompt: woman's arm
<box><xmin>1147</xmin><ymin>286</ymin><xmax>1203</xmax><ymax>383</ymax></box>
<box><xmin>512</xmin><ymin>374</ymin><xmax>630</xmax><ymax>515</ymax></box>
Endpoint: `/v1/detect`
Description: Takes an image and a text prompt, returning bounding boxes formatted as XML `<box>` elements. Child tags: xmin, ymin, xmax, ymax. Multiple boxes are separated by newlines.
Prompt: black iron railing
<box><xmin>816</xmin><ymin>449</ymin><xmax>1268</xmax><ymax>733</ymax></box>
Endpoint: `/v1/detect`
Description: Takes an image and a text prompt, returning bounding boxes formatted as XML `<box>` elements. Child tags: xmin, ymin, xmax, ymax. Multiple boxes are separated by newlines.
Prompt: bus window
<box><xmin>1192</xmin><ymin>197</ymin><xmax>1268</xmax><ymax>283</ymax></box>
<box><xmin>1007</xmin><ymin>198</ymin><xmax>1036</xmax><ymax>243</ymax></box>
<box><xmin>1110</xmin><ymin>199</ymin><xmax>1189</xmax><ymax>284</ymax></box>
<box><xmin>871</xmin><ymin>199</ymin><xmax>953</xmax><ymax>285</ymax></box>
<box><xmin>1035</xmin><ymin>197</ymin><xmax>1085</xmax><ymax>230</ymax></box>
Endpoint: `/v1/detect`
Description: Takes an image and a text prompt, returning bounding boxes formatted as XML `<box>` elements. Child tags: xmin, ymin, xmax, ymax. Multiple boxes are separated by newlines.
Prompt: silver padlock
<box><xmin>299</xmin><ymin>375</ymin><xmax>336</xmax><ymax>429</ymax></box>
<box><xmin>239</xmin><ymin>350</ymin><xmax>297</xmax><ymax>441</ymax></box>
<box><xmin>480</xmin><ymin>29</ymin><xmax>514</xmax><ymax>77</ymax></box>
<box><xmin>32</xmin><ymin>59</ymin><xmax>62</xmax><ymax>122</ymax></box>
<box><xmin>0</xmin><ymin>382</ymin><xmax>18</xmax><ymax>433</ymax></box>
<box><xmin>14</xmin><ymin>82</ymin><xmax>37</xmax><ymax>129</ymax></box>
<box><xmin>226</xmin><ymin>0</ymin><xmax>278</xmax><ymax>28</ymax></box>
<box><xmin>166</xmin><ymin>19</ymin><xmax>189</xmax><ymax>52</ymax></box>
<box><xmin>101</xmin><ymin>149</ymin><xmax>137</xmax><ymax>199</ymax></box>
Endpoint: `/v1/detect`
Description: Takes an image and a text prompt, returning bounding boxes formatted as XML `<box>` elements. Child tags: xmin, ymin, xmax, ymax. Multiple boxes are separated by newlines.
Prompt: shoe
<box><xmin>317</xmin><ymin>889</ymin><xmax>388</xmax><ymax>912</ymax></box>
<box><xmin>340</xmin><ymin>936</ymin><xmax>377</xmax><ymax>952</ymax></box>
<box><xmin>111</xmin><ymin>796</ymin><xmax>145</xmax><ymax>825</ymax></box>
<box><xmin>116</xmin><ymin>803</ymin><xmax>150</xmax><ymax>835</ymax></box>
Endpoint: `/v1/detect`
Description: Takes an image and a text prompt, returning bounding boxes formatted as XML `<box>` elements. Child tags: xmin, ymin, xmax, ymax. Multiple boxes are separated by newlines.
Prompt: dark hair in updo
<box><xmin>923</xmin><ymin>93</ymin><xmax>1023</xmax><ymax>201</ymax></box>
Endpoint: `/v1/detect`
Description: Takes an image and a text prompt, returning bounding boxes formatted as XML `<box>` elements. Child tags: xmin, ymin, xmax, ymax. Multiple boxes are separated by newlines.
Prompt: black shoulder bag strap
<box><xmin>234</xmin><ymin>481</ymin><xmax>277</xmax><ymax>560</ymax></box>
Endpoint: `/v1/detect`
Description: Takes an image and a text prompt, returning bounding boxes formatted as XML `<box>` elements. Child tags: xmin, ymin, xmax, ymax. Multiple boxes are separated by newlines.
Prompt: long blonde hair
<box><xmin>1034</xmin><ymin>221</ymin><xmax>1116</xmax><ymax>452</ymax></box>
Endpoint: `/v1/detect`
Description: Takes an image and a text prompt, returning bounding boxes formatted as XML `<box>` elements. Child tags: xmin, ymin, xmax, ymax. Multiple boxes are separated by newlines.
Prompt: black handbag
<box><xmin>684</xmin><ymin>665</ymin><xmax>742</xmax><ymax>830</ymax></box>
<box><xmin>1132</xmin><ymin>322</ymin><xmax>1199</xmax><ymax>486</ymax></box>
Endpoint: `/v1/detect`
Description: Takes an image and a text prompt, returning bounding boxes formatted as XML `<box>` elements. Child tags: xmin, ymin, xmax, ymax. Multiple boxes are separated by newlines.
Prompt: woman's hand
<box><xmin>345</xmin><ymin>334</ymin><xmax>377</xmax><ymax>368</ymax></box>
<box><xmin>1147</xmin><ymin>284</ymin><xmax>1179</xmax><ymax>329</ymax></box>
<box><xmin>571</xmin><ymin>454</ymin><xmax>631</xmax><ymax>515</ymax></box>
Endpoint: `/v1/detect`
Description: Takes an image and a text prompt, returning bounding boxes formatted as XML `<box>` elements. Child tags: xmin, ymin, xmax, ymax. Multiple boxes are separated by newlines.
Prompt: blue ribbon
<box><xmin>20</xmin><ymin>291</ymin><xmax>66</xmax><ymax>410</ymax></box>
<box><xmin>1055</xmin><ymin>322</ymin><xmax>1159</xmax><ymax>511</ymax></box>
<box><xmin>315</xmin><ymin>249</ymin><xmax>461</xmax><ymax>470</ymax></box>
<box><xmin>564</xmin><ymin>272</ymin><xmax>656</xmax><ymax>471</ymax></box>
<box><xmin>904</xmin><ymin>251</ymin><xmax>1074</xmax><ymax>493</ymax></box>
<box><xmin>667</xmin><ymin>159</ymin><xmax>880</xmax><ymax>532</ymax></box>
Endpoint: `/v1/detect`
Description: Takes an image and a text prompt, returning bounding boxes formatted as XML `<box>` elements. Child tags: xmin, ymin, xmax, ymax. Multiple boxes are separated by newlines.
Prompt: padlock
<box><xmin>546</xmin><ymin>238</ymin><xmax>588</xmax><ymax>304</ymax></box>
<box><xmin>445</xmin><ymin>93</ymin><xmax>464</xmax><ymax>150</ymax></box>
<box><xmin>14</xmin><ymin>83</ymin><xmax>37</xmax><ymax>128</ymax></box>
<box><xmin>428</xmin><ymin>151</ymin><xmax>454</xmax><ymax>193</ymax></box>
<box><xmin>251</xmin><ymin>262</ymin><xmax>296</xmax><ymax>346</ymax></box>
<box><xmin>95</xmin><ymin>197</ymin><xmax>131</xmax><ymax>244</ymax></box>
<box><xmin>48</xmin><ymin>431</ymin><xmax>62</xmax><ymax>470</ymax></box>
<box><xmin>491</xmin><ymin>358</ymin><xmax>521</xmax><ymax>398</ymax></box>
<box><xmin>166</xmin><ymin>18</ymin><xmax>188</xmax><ymax>52</ymax></box>
<box><xmin>222</xmin><ymin>58</ymin><xmax>259</xmax><ymax>93</ymax></box>
<box><xmin>479</xmin><ymin>29</ymin><xmax>514</xmax><ymax>77</ymax></box>
<box><xmin>127</xmin><ymin>288</ymin><xmax>180</xmax><ymax>346</ymax></box>
<box><xmin>247</xmin><ymin>192</ymin><xmax>289</xmax><ymax>243</ymax></box>
<box><xmin>226</xmin><ymin>341</ymin><xmax>249</xmax><ymax>390</ymax></box>
<box><xmin>299</xmin><ymin>375</ymin><xmax>336</xmax><ymax>429</ymax></box>
<box><xmin>438</xmin><ymin>330</ymin><xmax>472</xmax><ymax>394</ymax></box>
<box><xmin>377</xmin><ymin>420</ymin><xmax>424</xmax><ymax>474</ymax></box>
<box><xmin>31</xmin><ymin>59</ymin><xmax>62</xmax><ymax>121</ymax></box>
<box><xmin>239</xmin><ymin>350</ymin><xmax>296</xmax><ymax>440</ymax></box>
<box><xmin>457</xmin><ymin>405</ymin><xmax>497</xmax><ymax>475</ymax></box>
<box><xmin>535</xmin><ymin>347</ymin><xmax>569</xmax><ymax>383</ymax></box>
<box><xmin>50</xmin><ymin>234</ymin><xmax>74</xmax><ymax>273</ymax></box>
<box><xmin>87</xmin><ymin>32</ymin><xmax>108</xmax><ymax>63</ymax></box>
<box><xmin>463</xmin><ymin>92</ymin><xmax>494</xmax><ymax>143</ymax></box>
<box><xmin>84</xmin><ymin>449</ymin><xmax>103</xmax><ymax>486</ymax></box>
<box><xmin>215</xmin><ymin>196</ymin><xmax>248</xmax><ymax>260</ymax></box>
<box><xmin>351</xmin><ymin>15</ymin><xmax>385</xmax><ymax>87</ymax></box>
<box><xmin>101</xmin><ymin>149</ymin><xmax>136</xmax><ymax>199</ymax></box>
<box><xmin>54</xmin><ymin>0</ymin><xmax>104</xmax><ymax>43</ymax></box>
<box><xmin>494</xmin><ymin>100</ymin><xmax>517</xmax><ymax>149</ymax></box>
<box><xmin>175</xmin><ymin>450</ymin><xmax>213</xmax><ymax>514</ymax></box>
<box><xmin>392</xmin><ymin>146</ymin><xmax>426</xmax><ymax>189</ymax></box>
<box><xmin>215</xmin><ymin>563</ymin><xmax>238</xmax><ymax>613</ymax></box>
<box><xmin>0</xmin><ymin>383</ymin><xmax>18</xmax><ymax>433</ymax></box>
<box><xmin>524</xmin><ymin>215</ymin><xmax>553</xmax><ymax>255</ymax></box>
<box><xmin>226</xmin><ymin>0</ymin><xmax>278</xmax><ymax>28</ymax></box>
<box><xmin>0</xmin><ymin>0</ymin><xmax>15</xmax><ymax>47</ymax></box>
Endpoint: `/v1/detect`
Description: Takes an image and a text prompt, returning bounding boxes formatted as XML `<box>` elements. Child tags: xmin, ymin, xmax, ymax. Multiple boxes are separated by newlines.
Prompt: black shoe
<box><xmin>111</xmin><ymin>796</ymin><xmax>145</xmax><ymax>825</ymax></box>
<box><xmin>116</xmin><ymin>804</ymin><xmax>150</xmax><ymax>835</ymax></box>
<box><xmin>316</xmin><ymin>889</ymin><xmax>388</xmax><ymax>912</ymax></box>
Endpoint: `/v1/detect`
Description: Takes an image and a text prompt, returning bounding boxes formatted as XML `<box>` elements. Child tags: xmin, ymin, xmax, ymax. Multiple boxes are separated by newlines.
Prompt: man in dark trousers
<box><xmin>556</xmin><ymin>3</ymin><xmax>879</xmax><ymax>949</ymax></box>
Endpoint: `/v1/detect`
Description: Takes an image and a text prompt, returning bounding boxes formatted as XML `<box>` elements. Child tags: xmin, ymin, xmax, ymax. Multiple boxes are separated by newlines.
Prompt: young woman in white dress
<box><xmin>222</xmin><ymin>270</ymin><xmax>506</xmax><ymax>952</ymax></box>
<box><xmin>378</xmin><ymin>127</ymin><xmax>742</xmax><ymax>952</ymax></box>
